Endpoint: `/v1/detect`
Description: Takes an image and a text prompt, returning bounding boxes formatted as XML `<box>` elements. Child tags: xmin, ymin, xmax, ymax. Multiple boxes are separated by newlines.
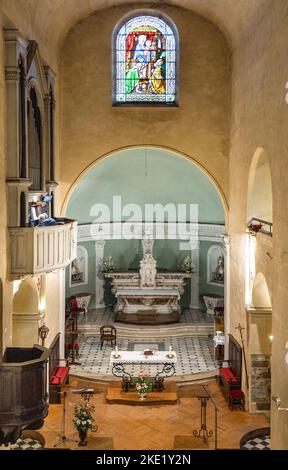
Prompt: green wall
<box><xmin>65</xmin><ymin>241</ymin><xmax>96</xmax><ymax>307</ymax></box>
<box><xmin>66</xmin><ymin>148</ymin><xmax>225</xmax><ymax>224</ymax></box>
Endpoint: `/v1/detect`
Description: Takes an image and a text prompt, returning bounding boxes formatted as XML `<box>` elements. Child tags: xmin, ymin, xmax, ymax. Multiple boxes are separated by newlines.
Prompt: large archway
<box><xmin>247</xmin><ymin>147</ymin><xmax>272</xmax><ymax>224</ymax></box>
<box><xmin>64</xmin><ymin>146</ymin><xmax>227</xmax><ymax>380</ymax></box>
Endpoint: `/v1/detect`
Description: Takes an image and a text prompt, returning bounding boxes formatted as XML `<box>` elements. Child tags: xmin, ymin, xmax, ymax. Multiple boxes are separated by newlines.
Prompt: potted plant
<box><xmin>72</xmin><ymin>399</ymin><xmax>96</xmax><ymax>446</ymax></box>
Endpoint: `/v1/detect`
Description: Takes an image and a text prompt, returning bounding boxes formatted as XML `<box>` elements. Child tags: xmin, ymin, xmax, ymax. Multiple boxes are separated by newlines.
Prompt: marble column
<box><xmin>95</xmin><ymin>240</ymin><xmax>106</xmax><ymax>309</ymax></box>
<box><xmin>190</xmin><ymin>240</ymin><xmax>200</xmax><ymax>309</ymax></box>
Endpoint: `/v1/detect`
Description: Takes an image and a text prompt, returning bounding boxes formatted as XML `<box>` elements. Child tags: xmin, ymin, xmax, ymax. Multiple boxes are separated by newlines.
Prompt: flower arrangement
<box><xmin>180</xmin><ymin>255</ymin><xmax>193</xmax><ymax>273</ymax></box>
<box><xmin>135</xmin><ymin>369</ymin><xmax>152</xmax><ymax>398</ymax></box>
<box><xmin>247</xmin><ymin>222</ymin><xmax>263</xmax><ymax>235</ymax></box>
<box><xmin>72</xmin><ymin>400</ymin><xmax>96</xmax><ymax>433</ymax></box>
<box><xmin>103</xmin><ymin>256</ymin><xmax>117</xmax><ymax>272</ymax></box>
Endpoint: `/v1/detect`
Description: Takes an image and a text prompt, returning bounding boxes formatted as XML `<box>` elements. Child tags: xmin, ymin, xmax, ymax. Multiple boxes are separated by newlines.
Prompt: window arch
<box><xmin>114</xmin><ymin>13</ymin><xmax>178</xmax><ymax>105</ymax></box>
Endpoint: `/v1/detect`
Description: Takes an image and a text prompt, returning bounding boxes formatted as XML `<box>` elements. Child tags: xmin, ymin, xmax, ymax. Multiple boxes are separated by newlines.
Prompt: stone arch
<box><xmin>13</xmin><ymin>278</ymin><xmax>39</xmax><ymax>315</ymax></box>
<box><xmin>61</xmin><ymin>145</ymin><xmax>229</xmax><ymax>222</ymax></box>
<box><xmin>12</xmin><ymin>278</ymin><xmax>41</xmax><ymax>347</ymax></box>
<box><xmin>247</xmin><ymin>148</ymin><xmax>273</xmax><ymax>223</ymax></box>
<box><xmin>251</xmin><ymin>272</ymin><xmax>272</xmax><ymax>309</ymax></box>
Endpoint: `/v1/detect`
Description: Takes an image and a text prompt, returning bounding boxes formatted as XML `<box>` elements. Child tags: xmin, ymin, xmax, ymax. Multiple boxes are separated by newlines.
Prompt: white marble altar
<box><xmin>115</xmin><ymin>288</ymin><xmax>180</xmax><ymax>314</ymax></box>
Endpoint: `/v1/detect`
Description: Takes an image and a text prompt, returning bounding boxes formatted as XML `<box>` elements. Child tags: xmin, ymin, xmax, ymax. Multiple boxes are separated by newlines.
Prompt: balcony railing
<box><xmin>9</xmin><ymin>217</ymin><xmax>77</xmax><ymax>277</ymax></box>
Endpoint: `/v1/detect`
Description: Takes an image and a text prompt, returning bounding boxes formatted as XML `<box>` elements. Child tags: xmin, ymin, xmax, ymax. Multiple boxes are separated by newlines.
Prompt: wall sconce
<box><xmin>38</xmin><ymin>323</ymin><xmax>49</xmax><ymax>346</ymax></box>
<box><xmin>272</xmin><ymin>396</ymin><xmax>288</xmax><ymax>412</ymax></box>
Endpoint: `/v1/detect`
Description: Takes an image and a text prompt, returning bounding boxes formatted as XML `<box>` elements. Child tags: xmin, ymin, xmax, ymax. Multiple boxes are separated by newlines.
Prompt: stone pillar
<box><xmin>247</xmin><ymin>307</ymin><xmax>272</xmax><ymax>413</ymax></box>
<box><xmin>190</xmin><ymin>240</ymin><xmax>200</xmax><ymax>309</ymax></box>
<box><xmin>95</xmin><ymin>240</ymin><xmax>106</xmax><ymax>309</ymax></box>
<box><xmin>59</xmin><ymin>268</ymin><xmax>66</xmax><ymax>357</ymax></box>
<box><xmin>223</xmin><ymin>235</ymin><xmax>230</xmax><ymax>358</ymax></box>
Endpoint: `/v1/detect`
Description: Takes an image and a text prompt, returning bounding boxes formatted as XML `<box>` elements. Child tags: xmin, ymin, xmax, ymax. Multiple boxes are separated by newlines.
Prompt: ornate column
<box><xmin>223</xmin><ymin>235</ymin><xmax>230</xmax><ymax>359</ymax></box>
<box><xmin>190</xmin><ymin>240</ymin><xmax>200</xmax><ymax>309</ymax></box>
<box><xmin>95</xmin><ymin>240</ymin><xmax>106</xmax><ymax>309</ymax></box>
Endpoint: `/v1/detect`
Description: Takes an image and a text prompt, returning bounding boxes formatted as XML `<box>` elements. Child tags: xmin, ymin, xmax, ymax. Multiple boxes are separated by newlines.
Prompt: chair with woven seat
<box><xmin>100</xmin><ymin>325</ymin><xmax>117</xmax><ymax>349</ymax></box>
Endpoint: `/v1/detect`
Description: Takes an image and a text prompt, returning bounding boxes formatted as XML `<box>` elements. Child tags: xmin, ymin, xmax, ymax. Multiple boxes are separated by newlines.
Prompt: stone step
<box><xmin>78</xmin><ymin>324</ymin><xmax>213</xmax><ymax>338</ymax></box>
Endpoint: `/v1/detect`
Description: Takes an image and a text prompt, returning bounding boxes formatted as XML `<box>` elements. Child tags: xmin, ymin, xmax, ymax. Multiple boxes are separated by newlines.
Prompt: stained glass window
<box><xmin>115</xmin><ymin>15</ymin><xmax>177</xmax><ymax>104</ymax></box>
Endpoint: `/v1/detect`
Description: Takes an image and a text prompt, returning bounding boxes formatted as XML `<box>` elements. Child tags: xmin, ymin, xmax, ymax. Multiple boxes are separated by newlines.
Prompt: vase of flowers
<box><xmin>73</xmin><ymin>399</ymin><xmax>96</xmax><ymax>446</ymax></box>
<box><xmin>180</xmin><ymin>255</ymin><xmax>193</xmax><ymax>273</ymax></box>
<box><xmin>135</xmin><ymin>370</ymin><xmax>152</xmax><ymax>400</ymax></box>
<box><xmin>103</xmin><ymin>256</ymin><xmax>117</xmax><ymax>273</ymax></box>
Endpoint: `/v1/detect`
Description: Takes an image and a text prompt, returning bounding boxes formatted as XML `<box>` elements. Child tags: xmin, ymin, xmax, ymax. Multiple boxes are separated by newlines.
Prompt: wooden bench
<box><xmin>49</xmin><ymin>334</ymin><xmax>70</xmax><ymax>404</ymax></box>
<box><xmin>218</xmin><ymin>334</ymin><xmax>242</xmax><ymax>400</ymax></box>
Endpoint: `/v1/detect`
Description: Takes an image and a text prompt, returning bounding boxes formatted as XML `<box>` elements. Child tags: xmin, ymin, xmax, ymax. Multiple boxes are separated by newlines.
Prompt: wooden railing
<box><xmin>9</xmin><ymin>218</ymin><xmax>77</xmax><ymax>278</ymax></box>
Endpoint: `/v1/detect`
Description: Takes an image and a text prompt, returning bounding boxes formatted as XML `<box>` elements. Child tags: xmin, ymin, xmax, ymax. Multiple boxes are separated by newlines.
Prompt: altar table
<box><xmin>110</xmin><ymin>350</ymin><xmax>177</xmax><ymax>392</ymax></box>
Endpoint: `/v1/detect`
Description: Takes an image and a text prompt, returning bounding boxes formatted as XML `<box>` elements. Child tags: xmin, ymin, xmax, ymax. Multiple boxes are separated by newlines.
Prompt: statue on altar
<box><xmin>139</xmin><ymin>253</ymin><xmax>157</xmax><ymax>288</ymax></box>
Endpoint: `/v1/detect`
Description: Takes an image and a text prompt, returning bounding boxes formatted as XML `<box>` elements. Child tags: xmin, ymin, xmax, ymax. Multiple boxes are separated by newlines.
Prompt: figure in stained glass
<box><xmin>115</xmin><ymin>15</ymin><xmax>176</xmax><ymax>103</ymax></box>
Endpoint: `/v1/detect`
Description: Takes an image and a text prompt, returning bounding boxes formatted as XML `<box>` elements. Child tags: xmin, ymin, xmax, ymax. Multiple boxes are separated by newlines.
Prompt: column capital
<box><xmin>223</xmin><ymin>234</ymin><xmax>231</xmax><ymax>246</ymax></box>
<box><xmin>94</xmin><ymin>239</ymin><xmax>106</xmax><ymax>249</ymax></box>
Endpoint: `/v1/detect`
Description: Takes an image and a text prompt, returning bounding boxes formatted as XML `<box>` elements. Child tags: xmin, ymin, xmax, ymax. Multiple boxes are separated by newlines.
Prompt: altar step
<box><xmin>69</xmin><ymin>369</ymin><xmax>218</xmax><ymax>385</ymax></box>
<box><xmin>78</xmin><ymin>323</ymin><xmax>213</xmax><ymax>338</ymax></box>
<box><xmin>106</xmin><ymin>381</ymin><xmax>178</xmax><ymax>406</ymax></box>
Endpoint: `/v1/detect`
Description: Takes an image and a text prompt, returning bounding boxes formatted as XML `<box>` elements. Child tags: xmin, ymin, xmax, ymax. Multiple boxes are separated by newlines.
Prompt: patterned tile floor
<box><xmin>241</xmin><ymin>435</ymin><xmax>271</xmax><ymax>450</ymax></box>
<box><xmin>1</xmin><ymin>437</ymin><xmax>44</xmax><ymax>450</ymax></box>
<box><xmin>70</xmin><ymin>334</ymin><xmax>218</xmax><ymax>377</ymax></box>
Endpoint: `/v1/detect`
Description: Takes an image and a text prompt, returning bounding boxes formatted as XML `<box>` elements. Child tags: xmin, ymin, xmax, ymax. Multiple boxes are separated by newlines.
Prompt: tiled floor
<box><xmin>8</xmin><ymin>437</ymin><xmax>44</xmax><ymax>450</ymax></box>
<box><xmin>241</xmin><ymin>435</ymin><xmax>271</xmax><ymax>450</ymax></box>
<box><xmin>70</xmin><ymin>334</ymin><xmax>218</xmax><ymax>376</ymax></box>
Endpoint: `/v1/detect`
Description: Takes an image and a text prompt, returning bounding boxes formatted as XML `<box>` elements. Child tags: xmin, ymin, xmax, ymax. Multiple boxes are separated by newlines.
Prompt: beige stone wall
<box><xmin>59</xmin><ymin>5</ymin><xmax>230</xmax><ymax>211</ymax></box>
<box><xmin>229</xmin><ymin>0</ymin><xmax>288</xmax><ymax>449</ymax></box>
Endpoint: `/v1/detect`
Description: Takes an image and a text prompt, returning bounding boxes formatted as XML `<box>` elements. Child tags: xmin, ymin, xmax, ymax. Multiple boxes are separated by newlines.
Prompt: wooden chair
<box><xmin>69</xmin><ymin>296</ymin><xmax>86</xmax><ymax>318</ymax></box>
<box><xmin>100</xmin><ymin>325</ymin><xmax>116</xmax><ymax>349</ymax></box>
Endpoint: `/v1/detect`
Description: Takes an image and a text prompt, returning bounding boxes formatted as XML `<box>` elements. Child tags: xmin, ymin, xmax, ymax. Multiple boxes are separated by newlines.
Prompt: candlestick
<box><xmin>169</xmin><ymin>345</ymin><xmax>172</xmax><ymax>352</ymax></box>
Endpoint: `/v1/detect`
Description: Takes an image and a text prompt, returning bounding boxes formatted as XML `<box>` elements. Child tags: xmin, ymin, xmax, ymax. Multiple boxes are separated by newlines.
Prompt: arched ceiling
<box><xmin>1</xmin><ymin>0</ymin><xmax>267</xmax><ymax>66</ymax></box>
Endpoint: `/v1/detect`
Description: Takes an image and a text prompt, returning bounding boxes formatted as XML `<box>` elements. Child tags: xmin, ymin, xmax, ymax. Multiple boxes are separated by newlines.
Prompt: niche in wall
<box><xmin>207</xmin><ymin>245</ymin><xmax>224</xmax><ymax>286</ymax></box>
<box><xmin>69</xmin><ymin>245</ymin><xmax>88</xmax><ymax>287</ymax></box>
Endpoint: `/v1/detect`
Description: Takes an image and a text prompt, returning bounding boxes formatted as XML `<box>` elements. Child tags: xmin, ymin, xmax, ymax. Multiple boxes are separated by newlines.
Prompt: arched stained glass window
<box><xmin>114</xmin><ymin>14</ymin><xmax>177</xmax><ymax>105</ymax></box>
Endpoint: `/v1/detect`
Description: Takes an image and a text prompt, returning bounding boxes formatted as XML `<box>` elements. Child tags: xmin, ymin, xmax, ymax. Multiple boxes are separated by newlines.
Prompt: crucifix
<box><xmin>235</xmin><ymin>323</ymin><xmax>249</xmax><ymax>389</ymax></box>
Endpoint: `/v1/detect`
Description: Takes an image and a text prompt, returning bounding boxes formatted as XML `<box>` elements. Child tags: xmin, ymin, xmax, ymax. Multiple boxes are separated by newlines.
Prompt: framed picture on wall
<box><xmin>70</xmin><ymin>245</ymin><xmax>88</xmax><ymax>287</ymax></box>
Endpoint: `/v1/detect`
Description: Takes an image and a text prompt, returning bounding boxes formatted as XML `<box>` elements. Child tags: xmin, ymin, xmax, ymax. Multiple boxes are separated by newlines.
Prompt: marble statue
<box><xmin>139</xmin><ymin>253</ymin><xmax>157</xmax><ymax>288</ymax></box>
<box><xmin>214</xmin><ymin>256</ymin><xmax>224</xmax><ymax>282</ymax></box>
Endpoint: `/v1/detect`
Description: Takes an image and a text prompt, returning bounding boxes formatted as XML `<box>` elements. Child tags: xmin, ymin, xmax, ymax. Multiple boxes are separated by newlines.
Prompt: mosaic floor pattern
<box><xmin>9</xmin><ymin>437</ymin><xmax>44</xmax><ymax>450</ymax></box>
<box><xmin>70</xmin><ymin>334</ymin><xmax>218</xmax><ymax>377</ymax></box>
<box><xmin>241</xmin><ymin>435</ymin><xmax>271</xmax><ymax>450</ymax></box>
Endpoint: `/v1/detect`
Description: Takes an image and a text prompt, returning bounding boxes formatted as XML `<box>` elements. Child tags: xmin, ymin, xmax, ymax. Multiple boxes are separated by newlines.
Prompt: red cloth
<box><xmin>220</xmin><ymin>367</ymin><xmax>238</xmax><ymax>384</ymax></box>
<box><xmin>51</xmin><ymin>366</ymin><xmax>69</xmax><ymax>385</ymax></box>
<box><xmin>229</xmin><ymin>390</ymin><xmax>244</xmax><ymax>398</ymax></box>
